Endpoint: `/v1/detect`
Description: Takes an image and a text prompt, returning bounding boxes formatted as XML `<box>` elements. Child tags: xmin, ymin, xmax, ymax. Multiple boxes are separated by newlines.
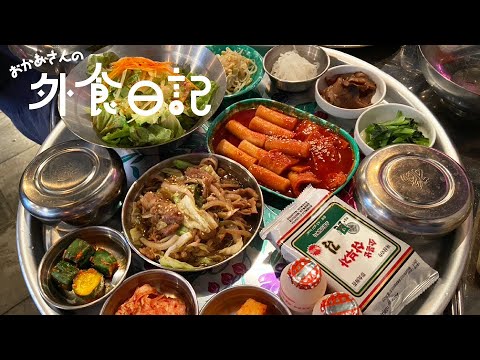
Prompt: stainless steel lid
<box><xmin>354</xmin><ymin>144</ymin><xmax>473</xmax><ymax>237</ymax></box>
<box><xmin>20</xmin><ymin>139</ymin><xmax>125</xmax><ymax>224</ymax></box>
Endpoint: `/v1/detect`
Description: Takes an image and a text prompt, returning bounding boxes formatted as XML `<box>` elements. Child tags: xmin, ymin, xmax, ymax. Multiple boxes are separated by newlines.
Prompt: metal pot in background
<box><xmin>418</xmin><ymin>45</ymin><xmax>480</xmax><ymax>114</ymax></box>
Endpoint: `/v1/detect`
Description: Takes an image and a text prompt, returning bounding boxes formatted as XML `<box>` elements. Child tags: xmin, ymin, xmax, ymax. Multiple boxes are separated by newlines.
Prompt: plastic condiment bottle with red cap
<box><xmin>279</xmin><ymin>257</ymin><xmax>327</xmax><ymax>314</ymax></box>
<box><xmin>312</xmin><ymin>292</ymin><xmax>362</xmax><ymax>315</ymax></box>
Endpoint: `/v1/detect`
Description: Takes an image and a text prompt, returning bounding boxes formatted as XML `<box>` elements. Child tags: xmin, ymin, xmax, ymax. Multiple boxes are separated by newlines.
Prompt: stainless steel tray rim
<box><xmin>16</xmin><ymin>47</ymin><xmax>473</xmax><ymax>315</ymax></box>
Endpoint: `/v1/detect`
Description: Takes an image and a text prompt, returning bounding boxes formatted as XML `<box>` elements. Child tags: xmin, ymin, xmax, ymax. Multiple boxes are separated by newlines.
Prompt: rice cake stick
<box><xmin>248</xmin><ymin>164</ymin><xmax>291</xmax><ymax>193</ymax></box>
<box><xmin>265</xmin><ymin>137</ymin><xmax>311</xmax><ymax>158</ymax></box>
<box><xmin>256</xmin><ymin>105</ymin><xmax>298</xmax><ymax>131</ymax></box>
<box><xmin>226</xmin><ymin>120</ymin><xmax>266</xmax><ymax>148</ymax></box>
<box><xmin>238</xmin><ymin>140</ymin><xmax>268</xmax><ymax>160</ymax></box>
<box><xmin>217</xmin><ymin>139</ymin><xmax>257</xmax><ymax>169</ymax></box>
<box><xmin>249</xmin><ymin>116</ymin><xmax>295</xmax><ymax>139</ymax></box>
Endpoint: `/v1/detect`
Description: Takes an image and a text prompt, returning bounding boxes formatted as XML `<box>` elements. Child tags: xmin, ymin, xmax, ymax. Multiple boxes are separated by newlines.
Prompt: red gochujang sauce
<box><xmin>211</xmin><ymin>108</ymin><xmax>355</xmax><ymax>197</ymax></box>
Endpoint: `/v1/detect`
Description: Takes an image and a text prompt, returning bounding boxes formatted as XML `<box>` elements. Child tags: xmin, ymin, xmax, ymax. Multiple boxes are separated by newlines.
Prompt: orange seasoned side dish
<box><xmin>236</xmin><ymin>298</ymin><xmax>268</xmax><ymax>315</ymax></box>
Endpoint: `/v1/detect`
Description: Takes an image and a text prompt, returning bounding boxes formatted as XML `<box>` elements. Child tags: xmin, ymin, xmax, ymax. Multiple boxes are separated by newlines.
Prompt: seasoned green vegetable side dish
<box><xmin>86</xmin><ymin>52</ymin><xmax>218</xmax><ymax>147</ymax></box>
<box><xmin>365</xmin><ymin>111</ymin><xmax>430</xmax><ymax>149</ymax></box>
<box><xmin>50</xmin><ymin>238</ymin><xmax>119</xmax><ymax>303</ymax></box>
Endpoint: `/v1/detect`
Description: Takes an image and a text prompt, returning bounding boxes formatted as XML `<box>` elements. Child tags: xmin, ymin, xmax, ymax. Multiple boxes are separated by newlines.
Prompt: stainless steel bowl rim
<box><xmin>199</xmin><ymin>284</ymin><xmax>292</xmax><ymax>315</ymax></box>
<box><xmin>263</xmin><ymin>45</ymin><xmax>330</xmax><ymax>84</ymax></box>
<box><xmin>418</xmin><ymin>45</ymin><xmax>480</xmax><ymax>114</ymax></box>
<box><xmin>37</xmin><ymin>226</ymin><xmax>132</xmax><ymax>310</ymax></box>
<box><xmin>99</xmin><ymin>268</ymin><xmax>199</xmax><ymax>315</ymax></box>
<box><xmin>121</xmin><ymin>153</ymin><xmax>264</xmax><ymax>272</ymax></box>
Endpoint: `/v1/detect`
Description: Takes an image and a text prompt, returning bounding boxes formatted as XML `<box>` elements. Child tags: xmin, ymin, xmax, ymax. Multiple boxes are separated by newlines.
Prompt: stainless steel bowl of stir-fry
<box><xmin>122</xmin><ymin>154</ymin><xmax>264</xmax><ymax>272</ymax></box>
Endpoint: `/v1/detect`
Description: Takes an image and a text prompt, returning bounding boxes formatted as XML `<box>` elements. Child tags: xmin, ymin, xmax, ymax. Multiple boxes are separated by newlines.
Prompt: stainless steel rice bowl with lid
<box><xmin>19</xmin><ymin>139</ymin><xmax>126</xmax><ymax>226</ymax></box>
<box><xmin>353</xmin><ymin>144</ymin><xmax>473</xmax><ymax>238</ymax></box>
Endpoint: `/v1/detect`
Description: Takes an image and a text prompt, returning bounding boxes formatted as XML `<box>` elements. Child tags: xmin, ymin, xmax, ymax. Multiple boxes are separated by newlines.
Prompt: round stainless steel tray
<box><xmin>16</xmin><ymin>47</ymin><xmax>473</xmax><ymax>315</ymax></box>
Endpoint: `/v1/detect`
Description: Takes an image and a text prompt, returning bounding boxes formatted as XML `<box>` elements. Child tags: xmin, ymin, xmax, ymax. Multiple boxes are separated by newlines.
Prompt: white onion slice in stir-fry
<box><xmin>164</xmin><ymin>232</ymin><xmax>193</xmax><ymax>257</ymax></box>
<box><xmin>140</xmin><ymin>235</ymin><xmax>179</xmax><ymax>251</ymax></box>
<box><xmin>218</xmin><ymin>235</ymin><xmax>243</xmax><ymax>256</ymax></box>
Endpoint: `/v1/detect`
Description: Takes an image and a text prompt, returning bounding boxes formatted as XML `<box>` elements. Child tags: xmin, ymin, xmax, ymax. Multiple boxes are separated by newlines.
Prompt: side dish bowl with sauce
<box><xmin>315</xmin><ymin>64</ymin><xmax>387</xmax><ymax>119</ymax></box>
<box><xmin>206</xmin><ymin>98</ymin><xmax>360</xmax><ymax>201</ymax></box>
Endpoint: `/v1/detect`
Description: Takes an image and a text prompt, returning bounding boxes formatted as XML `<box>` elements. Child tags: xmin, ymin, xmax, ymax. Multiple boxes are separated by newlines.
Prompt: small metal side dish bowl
<box><xmin>37</xmin><ymin>226</ymin><xmax>131</xmax><ymax>311</ymax></box>
<box><xmin>418</xmin><ymin>45</ymin><xmax>480</xmax><ymax>114</ymax></box>
<box><xmin>315</xmin><ymin>64</ymin><xmax>387</xmax><ymax>120</ymax></box>
<box><xmin>63</xmin><ymin>45</ymin><xmax>227</xmax><ymax>151</ymax></box>
<box><xmin>19</xmin><ymin>139</ymin><xmax>126</xmax><ymax>227</ymax></box>
<box><xmin>263</xmin><ymin>45</ymin><xmax>330</xmax><ymax>92</ymax></box>
<box><xmin>100</xmin><ymin>269</ymin><xmax>198</xmax><ymax>315</ymax></box>
<box><xmin>121</xmin><ymin>153</ymin><xmax>264</xmax><ymax>272</ymax></box>
<box><xmin>354</xmin><ymin>103</ymin><xmax>436</xmax><ymax>156</ymax></box>
<box><xmin>354</xmin><ymin>144</ymin><xmax>473</xmax><ymax>239</ymax></box>
<box><xmin>200</xmin><ymin>285</ymin><xmax>291</xmax><ymax>315</ymax></box>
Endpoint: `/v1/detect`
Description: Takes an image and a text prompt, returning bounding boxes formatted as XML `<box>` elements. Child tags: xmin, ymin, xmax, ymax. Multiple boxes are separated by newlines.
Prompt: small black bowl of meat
<box><xmin>121</xmin><ymin>153</ymin><xmax>264</xmax><ymax>272</ymax></box>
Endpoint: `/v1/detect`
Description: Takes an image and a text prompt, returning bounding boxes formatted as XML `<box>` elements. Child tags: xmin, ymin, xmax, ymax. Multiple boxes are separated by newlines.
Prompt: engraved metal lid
<box><xmin>20</xmin><ymin>139</ymin><xmax>125</xmax><ymax>224</ymax></box>
<box><xmin>354</xmin><ymin>144</ymin><xmax>473</xmax><ymax>237</ymax></box>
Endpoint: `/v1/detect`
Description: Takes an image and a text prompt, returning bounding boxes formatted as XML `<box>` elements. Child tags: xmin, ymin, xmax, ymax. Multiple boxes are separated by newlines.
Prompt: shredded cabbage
<box><xmin>177</xmin><ymin>195</ymin><xmax>218</xmax><ymax>233</ymax></box>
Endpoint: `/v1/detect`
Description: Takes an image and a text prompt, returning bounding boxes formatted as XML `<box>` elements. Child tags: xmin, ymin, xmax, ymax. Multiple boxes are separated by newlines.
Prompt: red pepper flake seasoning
<box><xmin>287</xmin><ymin>257</ymin><xmax>322</xmax><ymax>290</ymax></box>
<box><xmin>317</xmin><ymin>292</ymin><xmax>361</xmax><ymax>315</ymax></box>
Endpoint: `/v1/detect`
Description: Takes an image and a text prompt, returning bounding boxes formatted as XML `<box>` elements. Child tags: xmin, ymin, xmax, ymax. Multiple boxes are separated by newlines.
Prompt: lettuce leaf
<box><xmin>92</xmin><ymin>103</ymin><xmax>127</xmax><ymax>136</ymax></box>
<box><xmin>160</xmin><ymin>108</ymin><xmax>185</xmax><ymax>138</ymax></box>
<box><xmin>177</xmin><ymin>114</ymin><xmax>196</xmax><ymax>131</ymax></box>
<box><xmin>196</xmin><ymin>80</ymin><xmax>218</xmax><ymax>112</ymax></box>
<box><xmin>87</xmin><ymin>51</ymin><xmax>119</xmax><ymax>75</ymax></box>
<box><xmin>128</xmin><ymin>124</ymin><xmax>172</xmax><ymax>146</ymax></box>
<box><xmin>130</xmin><ymin>104</ymin><xmax>185</xmax><ymax>139</ymax></box>
<box><xmin>102</xmin><ymin>125</ymin><xmax>130</xmax><ymax>144</ymax></box>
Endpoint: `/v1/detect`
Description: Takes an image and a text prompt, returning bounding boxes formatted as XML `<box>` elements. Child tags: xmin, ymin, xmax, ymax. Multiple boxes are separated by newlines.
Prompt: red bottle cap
<box><xmin>287</xmin><ymin>257</ymin><xmax>322</xmax><ymax>290</ymax></box>
<box><xmin>318</xmin><ymin>292</ymin><xmax>361</xmax><ymax>315</ymax></box>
